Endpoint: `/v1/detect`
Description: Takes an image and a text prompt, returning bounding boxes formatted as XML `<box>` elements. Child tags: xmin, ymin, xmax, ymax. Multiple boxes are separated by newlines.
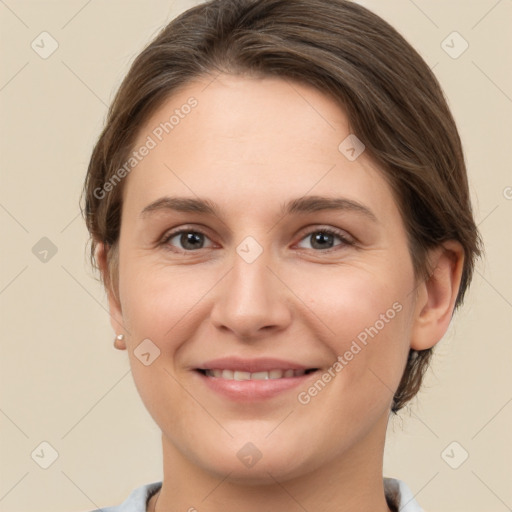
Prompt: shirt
<box><xmin>88</xmin><ymin>478</ymin><xmax>424</xmax><ymax>511</ymax></box>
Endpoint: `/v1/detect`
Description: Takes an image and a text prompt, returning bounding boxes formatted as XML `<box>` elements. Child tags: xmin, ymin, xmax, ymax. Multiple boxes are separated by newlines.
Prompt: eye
<box><xmin>296</xmin><ymin>227</ymin><xmax>354</xmax><ymax>251</ymax></box>
<box><xmin>160</xmin><ymin>226</ymin><xmax>353</xmax><ymax>253</ymax></box>
<box><xmin>161</xmin><ymin>229</ymin><xmax>214</xmax><ymax>251</ymax></box>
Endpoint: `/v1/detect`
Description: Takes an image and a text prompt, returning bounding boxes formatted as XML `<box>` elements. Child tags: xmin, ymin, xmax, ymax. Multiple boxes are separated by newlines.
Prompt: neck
<box><xmin>153</xmin><ymin>414</ymin><xmax>392</xmax><ymax>512</ymax></box>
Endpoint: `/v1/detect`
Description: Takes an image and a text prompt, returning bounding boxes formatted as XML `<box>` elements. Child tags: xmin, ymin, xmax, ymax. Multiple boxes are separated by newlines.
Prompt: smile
<box><xmin>194</xmin><ymin>358</ymin><xmax>321</xmax><ymax>401</ymax></box>
<box><xmin>200</xmin><ymin>368</ymin><xmax>317</xmax><ymax>380</ymax></box>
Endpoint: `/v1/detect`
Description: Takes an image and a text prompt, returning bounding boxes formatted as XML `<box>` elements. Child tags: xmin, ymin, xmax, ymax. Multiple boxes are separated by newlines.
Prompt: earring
<box><xmin>113</xmin><ymin>334</ymin><xmax>125</xmax><ymax>350</ymax></box>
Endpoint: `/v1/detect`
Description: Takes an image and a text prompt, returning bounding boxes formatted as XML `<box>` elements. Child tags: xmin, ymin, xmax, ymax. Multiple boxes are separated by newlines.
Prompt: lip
<box><xmin>195</xmin><ymin>357</ymin><xmax>319</xmax><ymax>401</ymax></box>
<box><xmin>198</xmin><ymin>357</ymin><xmax>311</xmax><ymax>373</ymax></box>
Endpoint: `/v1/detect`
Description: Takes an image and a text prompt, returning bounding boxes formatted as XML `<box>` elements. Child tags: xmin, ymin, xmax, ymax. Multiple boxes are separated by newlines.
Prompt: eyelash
<box><xmin>159</xmin><ymin>226</ymin><xmax>355</xmax><ymax>253</ymax></box>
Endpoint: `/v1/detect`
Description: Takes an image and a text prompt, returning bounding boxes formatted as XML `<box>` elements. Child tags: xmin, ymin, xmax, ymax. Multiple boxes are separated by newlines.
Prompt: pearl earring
<box><xmin>114</xmin><ymin>333</ymin><xmax>125</xmax><ymax>349</ymax></box>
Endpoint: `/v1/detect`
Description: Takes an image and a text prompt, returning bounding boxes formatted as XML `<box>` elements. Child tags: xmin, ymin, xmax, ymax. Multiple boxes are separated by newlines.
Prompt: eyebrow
<box><xmin>140</xmin><ymin>195</ymin><xmax>378</xmax><ymax>223</ymax></box>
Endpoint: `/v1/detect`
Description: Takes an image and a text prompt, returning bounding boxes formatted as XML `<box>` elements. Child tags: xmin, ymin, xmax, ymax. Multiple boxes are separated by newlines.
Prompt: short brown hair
<box><xmin>82</xmin><ymin>0</ymin><xmax>482</xmax><ymax>412</ymax></box>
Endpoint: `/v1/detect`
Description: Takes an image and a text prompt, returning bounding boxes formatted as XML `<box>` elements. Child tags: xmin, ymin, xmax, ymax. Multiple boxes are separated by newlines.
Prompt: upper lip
<box><xmin>197</xmin><ymin>357</ymin><xmax>316</xmax><ymax>373</ymax></box>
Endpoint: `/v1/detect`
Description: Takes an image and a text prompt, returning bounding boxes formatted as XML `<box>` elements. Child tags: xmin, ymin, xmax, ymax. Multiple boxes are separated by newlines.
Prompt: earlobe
<box><xmin>95</xmin><ymin>242</ymin><xmax>125</xmax><ymax>341</ymax></box>
<box><xmin>410</xmin><ymin>241</ymin><xmax>465</xmax><ymax>351</ymax></box>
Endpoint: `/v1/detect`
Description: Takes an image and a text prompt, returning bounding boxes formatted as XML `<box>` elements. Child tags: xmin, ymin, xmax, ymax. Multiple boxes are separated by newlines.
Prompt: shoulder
<box><xmin>384</xmin><ymin>477</ymin><xmax>425</xmax><ymax>512</ymax></box>
<box><xmin>86</xmin><ymin>481</ymin><xmax>162</xmax><ymax>512</ymax></box>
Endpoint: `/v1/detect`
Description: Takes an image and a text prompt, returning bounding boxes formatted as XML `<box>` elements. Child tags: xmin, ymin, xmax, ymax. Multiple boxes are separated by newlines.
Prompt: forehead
<box><xmin>124</xmin><ymin>74</ymin><xmax>396</xmax><ymax>220</ymax></box>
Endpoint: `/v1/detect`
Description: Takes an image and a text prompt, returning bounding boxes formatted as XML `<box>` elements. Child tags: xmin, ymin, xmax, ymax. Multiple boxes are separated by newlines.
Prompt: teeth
<box><xmin>204</xmin><ymin>369</ymin><xmax>308</xmax><ymax>380</ymax></box>
<box><xmin>233</xmin><ymin>371</ymin><xmax>251</xmax><ymax>381</ymax></box>
<box><xmin>251</xmin><ymin>371</ymin><xmax>270</xmax><ymax>380</ymax></box>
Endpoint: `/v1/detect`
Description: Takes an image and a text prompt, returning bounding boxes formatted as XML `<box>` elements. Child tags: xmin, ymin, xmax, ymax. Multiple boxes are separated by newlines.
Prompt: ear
<box><xmin>95</xmin><ymin>242</ymin><xmax>126</xmax><ymax>350</ymax></box>
<box><xmin>410</xmin><ymin>241</ymin><xmax>465</xmax><ymax>351</ymax></box>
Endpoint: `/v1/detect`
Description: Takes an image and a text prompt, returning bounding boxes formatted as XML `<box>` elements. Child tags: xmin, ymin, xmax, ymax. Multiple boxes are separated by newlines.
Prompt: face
<box><xmin>108</xmin><ymin>74</ymin><xmax>421</xmax><ymax>483</ymax></box>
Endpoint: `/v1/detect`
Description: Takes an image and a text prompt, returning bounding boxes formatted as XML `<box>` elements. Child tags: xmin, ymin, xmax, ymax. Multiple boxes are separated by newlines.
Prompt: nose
<box><xmin>209</xmin><ymin>251</ymin><xmax>292</xmax><ymax>341</ymax></box>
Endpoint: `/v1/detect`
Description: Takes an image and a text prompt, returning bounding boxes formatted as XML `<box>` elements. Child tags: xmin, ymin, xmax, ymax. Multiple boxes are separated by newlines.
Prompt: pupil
<box><xmin>182</xmin><ymin>232</ymin><xmax>203</xmax><ymax>249</ymax></box>
<box><xmin>312</xmin><ymin>232</ymin><xmax>333</xmax><ymax>249</ymax></box>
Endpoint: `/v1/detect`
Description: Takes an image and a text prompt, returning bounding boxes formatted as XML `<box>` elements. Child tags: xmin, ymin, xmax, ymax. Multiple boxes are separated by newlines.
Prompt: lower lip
<box><xmin>195</xmin><ymin>371</ymin><xmax>318</xmax><ymax>401</ymax></box>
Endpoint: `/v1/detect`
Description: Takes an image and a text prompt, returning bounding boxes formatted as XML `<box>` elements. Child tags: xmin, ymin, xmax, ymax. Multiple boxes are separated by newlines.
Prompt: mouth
<box><xmin>196</xmin><ymin>368</ymin><xmax>318</xmax><ymax>380</ymax></box>
<box><xmin>193</xmin><ymin>357</ymin><xmax>321</xmax><ymax>401</ymax></box>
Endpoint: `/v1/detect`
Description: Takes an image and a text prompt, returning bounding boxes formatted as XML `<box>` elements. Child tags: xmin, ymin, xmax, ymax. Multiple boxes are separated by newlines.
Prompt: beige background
<box><xmin>0</xmin><ymin>1</ymin><xmax>511</xmax><ymax>511</ymax></box>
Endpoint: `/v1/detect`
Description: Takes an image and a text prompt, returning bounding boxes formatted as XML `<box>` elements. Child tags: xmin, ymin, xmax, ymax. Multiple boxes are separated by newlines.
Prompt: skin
<box><xmin>97</xmin><ymin>74</ymin><xmax>464</xmax><ymax>512</ymax></box>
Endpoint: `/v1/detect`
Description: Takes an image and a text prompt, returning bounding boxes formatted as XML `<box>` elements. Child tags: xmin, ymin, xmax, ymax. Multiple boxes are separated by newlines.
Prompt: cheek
<box><xmin>300</xmin><ymin>260</ymin><xmax>414</xmax><ymax>397</ymax></box>
<box><xmin>119</xmin><ymin>254</ymin><xmax>207</xmax><ymax>342</ymax></box>
<box><xmin>117</xmin><ymin>257</ymin><xmax>210</xmax><ymax>433</ymax></box>
<box><xmin>309</xmin><ymin>260</ymin><xmax>412</xmax><ymax>340</ymax></box>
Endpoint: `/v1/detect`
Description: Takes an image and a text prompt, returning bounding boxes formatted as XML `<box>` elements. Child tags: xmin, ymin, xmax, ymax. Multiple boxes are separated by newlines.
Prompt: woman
<box><xmin>82</xmin><ymin>0</ymin><xmax>481</xmax><ymax>510</ymax></box>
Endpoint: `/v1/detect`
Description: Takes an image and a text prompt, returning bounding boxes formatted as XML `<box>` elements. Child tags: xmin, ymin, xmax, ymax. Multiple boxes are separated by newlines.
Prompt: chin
<box><xmin>214</xmin><ymin>461</ymin><xmax>307</xmax><ymax>486</ymax></box>
<box><xmin>195</xmin><ymin>441</ymin><xmax>318</xmax><ymax>486</ymax></box>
